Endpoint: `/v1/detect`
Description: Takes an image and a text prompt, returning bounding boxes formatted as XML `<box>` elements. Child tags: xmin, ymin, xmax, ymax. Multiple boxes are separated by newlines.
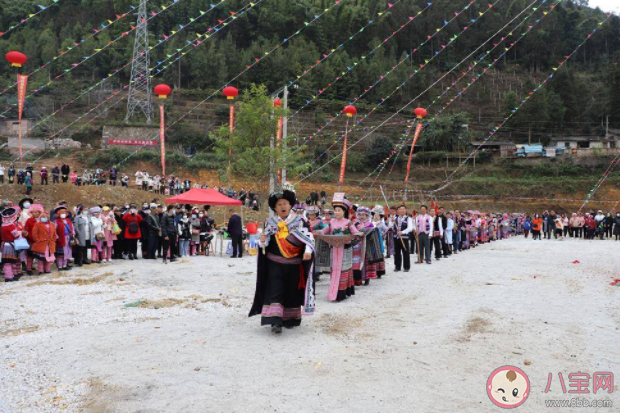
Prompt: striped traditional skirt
<box><xmin>55</xmin><ymin>244</ymin><xmax>72</xmax><ymax>259</ymax></box>
<box><xmin>337</xmin><ymin>247</ymin><xmax>354</xmax><ymax>301</ymax></box>
<box><xmin>1</xmin><ymin>242</ymin><xmax>19</xmax><ymax>263</ymax></box>
<box><xmin>376</xmin><ymin>259</ymin><xmax>386</xmax><ymax>277</ymax></box>
<box><xmin>351</xmin><ymin>242</ymin><xmax>364</xmax><ymax>271</ymax></box>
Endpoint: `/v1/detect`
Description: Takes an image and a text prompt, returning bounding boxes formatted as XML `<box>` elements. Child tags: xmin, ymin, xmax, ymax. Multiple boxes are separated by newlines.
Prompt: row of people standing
<box><xmin>526</xmin><ymin>210</ymin><xmax>620</xmax><ymax>240</ymax></box>
<box><xmin>1</xmin><ymin>198</ymin><xmax>221</xmax><ymax>282</ymax></box>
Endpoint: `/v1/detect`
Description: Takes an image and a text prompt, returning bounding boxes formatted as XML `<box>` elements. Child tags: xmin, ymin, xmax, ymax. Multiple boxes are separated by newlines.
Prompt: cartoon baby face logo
<box><xmin>487</xmin><ymin>366</ymin><xmax>530</xmax><ymax>408</ymax></box>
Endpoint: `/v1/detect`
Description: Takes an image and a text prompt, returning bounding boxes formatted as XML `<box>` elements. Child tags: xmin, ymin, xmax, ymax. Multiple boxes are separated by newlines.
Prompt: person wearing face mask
<box><xmin>146</xmin><ymin>204</ymin><xmax>161</xmax><ymax>259</ymax></box>
<box><xmin>101</xmin><ymin>206</ymin><xmax>117</xmax><ymax>263</ymax></box>
<box><xmin>18</xmin><ymin>197</ymin><xmax>33</xmax><ymax>224</ymax></box>
<box><xmin>160</xmin><ymin>205</ymin><xmax>178</xmax><ymax>264</ymax></box>
<box><xmin>73</xmin><ymin>207</ymin><xmax>93</xmax><ymax>266</ymax></box>
<box><xmin>199</xmin><ymin>210</ymin><xmax>214</xmax><ymax>256</ymax></box>
<box><xmin>2</xmin><ymin>207</ymin><xmax>24</xmax><ymax>282</ymax></box>
<box><xmin>113</xmin><ymin>207</ymin><xmax>127</xmax><ymax>260</ymax></box>
<box><xmin>177</xmin><ymin>212</ymin><xmax>191</xmax><ymax>257</ymax></box>
<box><xmin>139</xmin><ymin>204</ymin><xmax>150</xmax><ymax>258</ymax></box>
<box><xmin>54</xmin><ymin>206</ymin><xmax>75</xmax><ymax>271</ymax></box>
<box><xmin>23</xmin><ymin>203</ymin><xmax>44</xmax><ymax>275</ymax></box>
<box><xmin>250</xmin><ymin>185</ymin><xmax>315</xmax><ymax>334</ymax></box>
<box><xmin>189</xmin><ymin>209</ymin><xmax>201</xmax><ymax>256</ymax></box>
<box><xmin>88</xmin><ymin>207</ymin><xmax>106</xmax><ymax>263</ymax></box>
<box><xmin>123</xmin><ymin>205</ymin><xmax>143</xmax><ymax>260</ymax></box>
<box><xmin>32</xmin><ymin>211</ymin><xmax>57</xmax><ymax>274</ymax></box>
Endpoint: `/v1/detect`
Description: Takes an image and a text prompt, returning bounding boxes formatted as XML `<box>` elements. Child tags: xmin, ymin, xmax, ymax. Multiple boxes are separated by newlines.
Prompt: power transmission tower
<box><xmin>125</xmin><ymin>0</ymin><xmax>152</xmax><ymax>124</ymax></box>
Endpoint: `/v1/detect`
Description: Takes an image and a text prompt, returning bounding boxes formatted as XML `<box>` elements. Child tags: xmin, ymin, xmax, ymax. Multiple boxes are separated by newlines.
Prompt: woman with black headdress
<box><xmin>249</xmin><ymin>183</ymin><xmax>315</xmax><ymax>334</ymax></box>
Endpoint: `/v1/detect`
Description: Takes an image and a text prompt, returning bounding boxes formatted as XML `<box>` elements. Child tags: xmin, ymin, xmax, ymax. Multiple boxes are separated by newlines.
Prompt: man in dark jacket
<box><xmin>438</xmin><ymin>207</ymin><xmax>450</xmax><ymax>257</ymax></box>
<box><xmin>227</xmin><ymin>209</ymin><xmax>243</xmax><ymax>258</ymax></box>
<box><xmin>160</xmin><ymin>205</ymin><xmax>178</xmax><ymax>263</ymax></box>
<box><xmin>114</xmin><ymin>207</ymin><xmax>127</xmax><ymax>259</ymax></box>
<box><xmin>51</xmin><ymin>165</ymin><xmax>60</xmax><ymax>184</ymax></box>
<box><xmin>139</xmin><ymin>204</ymin><xmax>150</xmax><ymax>258</ymax></box>
<box><xmin>61</xmin><ymin>164</ymin><xmax>70</xmax><ymax>183</ymax></box>
<box><xmin>146</xmin><ymin>204</ymin><xmax>161</xmax><ymax>259</ymax></box>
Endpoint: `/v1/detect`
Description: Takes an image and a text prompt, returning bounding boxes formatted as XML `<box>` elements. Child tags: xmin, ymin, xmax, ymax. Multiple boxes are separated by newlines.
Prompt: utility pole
<box><xmin>282</xmin><ymin>85</ymin><xmax>288</xmax><ymax>183</ymax></box>
<box><xmin>606</xmin><ymin>115</ymin><xmax>609</xmax><ymax>139</ymax></box>
<box><xmin>125</xmin><ymin>0</ymin><xmax>152</xmax><ymax>124</ymax></box>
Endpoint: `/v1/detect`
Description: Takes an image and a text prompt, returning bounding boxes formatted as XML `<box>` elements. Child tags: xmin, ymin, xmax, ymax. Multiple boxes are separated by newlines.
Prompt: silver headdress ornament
<box><xmin>271</xmin><ymin>181</ymin><xmax>296</xmax><ymax>197</ymax></box>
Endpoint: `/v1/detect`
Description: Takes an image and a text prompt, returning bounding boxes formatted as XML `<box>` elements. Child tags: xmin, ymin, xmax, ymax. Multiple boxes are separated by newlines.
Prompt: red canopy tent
<box><xmin>165</xmin><ymin>188</ymin><xmax>242</xmax><ymax>206</ymax></box>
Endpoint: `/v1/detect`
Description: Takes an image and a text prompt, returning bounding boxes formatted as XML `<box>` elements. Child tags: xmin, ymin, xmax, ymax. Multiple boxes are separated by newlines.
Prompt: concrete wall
<box><xmin>7</xmin><ymin>137</ymin><xmax>45</xmax><ymax>152</ymax></box>
<box><xmin>0</xmin><ymin>119</ymin><xmax>35</xmax><ymax>137</ymax></box>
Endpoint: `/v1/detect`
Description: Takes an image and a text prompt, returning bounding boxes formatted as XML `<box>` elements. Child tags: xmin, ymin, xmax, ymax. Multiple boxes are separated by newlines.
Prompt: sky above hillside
<box><xmin>589</xmin><ymin>0</ymin><xmax>620</xmax><ymax>14</ymax></box>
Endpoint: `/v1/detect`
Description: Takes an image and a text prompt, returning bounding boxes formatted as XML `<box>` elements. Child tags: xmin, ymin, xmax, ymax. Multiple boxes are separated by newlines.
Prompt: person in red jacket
<box><xmin>54</xmin><ymin>205</ymin><xmax>75</xmax><ymax>271</ymax></box>
<box><xmin>584</xmin><ymin>213</ymin><xmax>596</xmax><ymax>240</ymax></box>
<box><xmin>23</xmin><ymin>203</ymin><xmax>44</xmax><ymax>275</ymax></box>
<box><xmin>123</xmin><ymin>204</ymin><xmax>143</xmax><ymax>260</ymax></box>
<box><xmin>2</xmin><ymin>207</ymin><xmax>23</xmax><ymax>282</ymax></box>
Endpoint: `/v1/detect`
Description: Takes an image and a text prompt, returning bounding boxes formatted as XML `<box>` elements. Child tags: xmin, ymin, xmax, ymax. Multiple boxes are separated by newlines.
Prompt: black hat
<box><xmin>19</xmin><ymin>198</ymin><xmax>34</xmax><ymax>209</ymax></box>
<box><xmin>268</xmin><ymin>190</ymin><xmax>297</xmax><ymax>212</ymax></box>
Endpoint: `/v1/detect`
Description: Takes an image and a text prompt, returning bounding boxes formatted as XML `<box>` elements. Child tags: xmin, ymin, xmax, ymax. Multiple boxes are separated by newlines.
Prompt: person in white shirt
<box><xmin>0</xmin><ymin>164</ymin><xmax>5</xmax><ymax>184</ymax></box>
<box><xmin>415</xmin><ymin>205</ymin><xmax>433</xmax><ymax>264</ymax></box>
<box><xmin>445</xmin><ymin>212</ymin><xmax>455</xmax><ymax>250</ymax></box>
<box><xmin>135</xmin><ymin>171</ymin><xmax>143</xmax><ymax>188</ymax></box>
<box><xmin>388</xmin><ymin>205</ymin><xmax>413</xmax><ymax>272</ymax></box>
<box><xmin>89</xmin><ymin>206</ymin><xmax>106</xmax><ymax>263</ymax></box>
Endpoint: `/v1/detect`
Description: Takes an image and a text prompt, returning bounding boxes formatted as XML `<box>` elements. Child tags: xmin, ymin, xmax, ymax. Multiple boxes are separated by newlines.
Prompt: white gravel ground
<box><xmin>0</xmin><ymin>237</ymin><xmax>619</xmax><ymax>413</ymax></box>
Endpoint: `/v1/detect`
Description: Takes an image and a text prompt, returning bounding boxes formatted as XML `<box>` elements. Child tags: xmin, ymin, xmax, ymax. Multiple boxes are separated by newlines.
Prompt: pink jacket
<box><xmin>103</xmin><ymin>213</ymin><xmax>117</xmax><ymax>243</ymax></box>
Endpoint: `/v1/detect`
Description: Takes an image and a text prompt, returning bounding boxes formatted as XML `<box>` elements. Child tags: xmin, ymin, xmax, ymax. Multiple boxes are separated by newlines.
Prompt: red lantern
<box><xmin>414</xmin><ymin>107</ymin><xmax>427</xmax><ymax>119</ymax></box>
<box><xmin>154</xmin><ymin>84</ymin><xmax>171</xmax><ymax>99</ymax></box>
<box><xmin>274</xmin><ymin>98</ymin><xmax>282</xmax><ymax>108</ymax></box>
<box><xmin>344</xmin><ymin>105</ymin><xmax>357</xmax><ymax>117</ymax></box>
<box><xmin>247</xmin><ymin>222</ymin><xmax>258</xmax><ymax>235</ymax></box>
<box><xmin>223</xmin><ymin>86</ymin><xmax>239</xmax><ymax>100</ymax></box>
<box><xmin>6</xmin><ymin>51</ymin><xmax>27</xmax><ymax>68</ymax></box>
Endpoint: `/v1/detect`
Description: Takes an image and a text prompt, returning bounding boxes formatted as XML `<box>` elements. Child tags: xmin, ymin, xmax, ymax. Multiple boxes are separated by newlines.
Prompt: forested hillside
<box><xmin>0</xmin><ymin>0</ymin><xmax>619</xmax><ymax>147</ymax></box>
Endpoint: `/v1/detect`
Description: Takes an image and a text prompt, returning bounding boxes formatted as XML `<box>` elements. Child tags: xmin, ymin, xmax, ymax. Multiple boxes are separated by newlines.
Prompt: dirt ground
<box><xmin>0</xmin><ymin>236</ymin><xmax>618</xmax><ymax>413</ymax></box>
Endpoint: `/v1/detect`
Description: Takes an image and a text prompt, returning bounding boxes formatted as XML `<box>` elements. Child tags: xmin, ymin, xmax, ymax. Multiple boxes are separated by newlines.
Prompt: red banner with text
<box><xmin>108</xmin><ymin>139</ymin><xmax>156</xmax><ymax>146</ymax></box>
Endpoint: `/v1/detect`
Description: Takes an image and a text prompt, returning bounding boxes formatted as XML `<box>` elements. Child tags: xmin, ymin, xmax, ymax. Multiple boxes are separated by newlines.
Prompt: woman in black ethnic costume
<box><xmin>249</xmin><ymin>183</ymin><xmax>316</xmax><ymax>334</ymax></box>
